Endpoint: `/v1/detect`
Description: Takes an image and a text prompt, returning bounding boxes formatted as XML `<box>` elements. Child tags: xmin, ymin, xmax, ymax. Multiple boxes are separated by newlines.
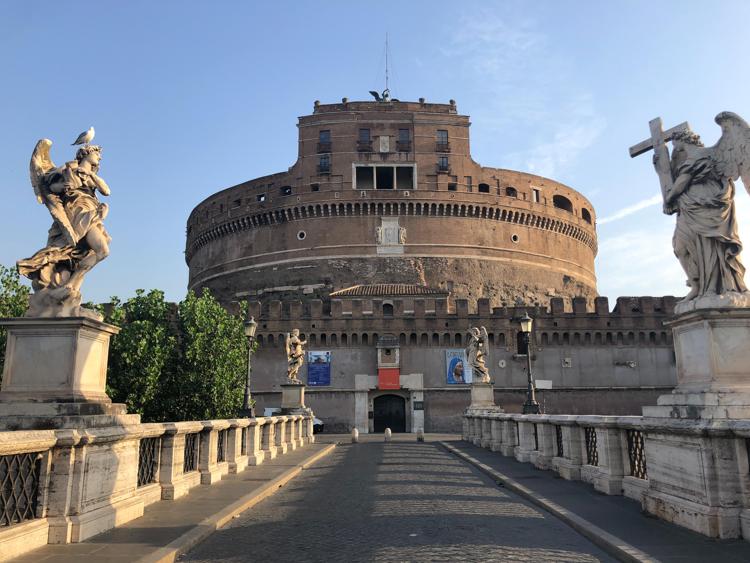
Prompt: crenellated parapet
<box><xmin>250</xmin><ymin>295</ymin><xmax>677</xmax><ymax>350</ymax></box>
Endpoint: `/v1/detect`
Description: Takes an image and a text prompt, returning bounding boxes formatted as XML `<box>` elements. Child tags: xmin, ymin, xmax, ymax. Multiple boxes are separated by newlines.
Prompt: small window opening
<box><xmin>478</xmin><ymin>183</ymin><xmax>490</xmax><ymax>193</ymax></box>
<box><xmin>553</xmin><ymin>195</ymin><xmax>573</xmax><ymax>213</ymax></box>
<box><xmin>506</xmin><ymin>187</ymin><xmax>518</xmax><ymax>198</ymax></box>
<box><xmin>376</xmin><ymin>167</ymin><xmax>394</xmax><ymax>189</ymax></box>
<box><xmin>257</xmin><ymin>194</ymin><xmax>266</xmax><ymax>202</ymax></box>
<box><xmin>447</xmin><ymin>183</ymin><xmax>457</xmax><ymax>191</ymax></box>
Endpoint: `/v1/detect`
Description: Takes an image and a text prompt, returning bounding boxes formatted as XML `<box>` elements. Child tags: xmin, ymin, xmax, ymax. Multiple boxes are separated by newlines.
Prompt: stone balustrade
<box><xmin>464</xmin><ymin>409</ymin><xmax>750</xmax><ymax>541</ymax></box>
<box><xmin>0</xmin><ymin>414</ymin><xmax>315</xmax><ymax>560</ymax></box>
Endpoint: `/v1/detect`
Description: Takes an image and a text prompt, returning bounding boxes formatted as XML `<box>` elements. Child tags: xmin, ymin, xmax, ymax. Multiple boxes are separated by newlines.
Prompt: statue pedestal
<box><xmin>469</xmin><ymin>382</ymin><xmax>496</xmax><ymax>408</ymax></box>
<box><xmin>643</xmin><ymin>308</ymin><xmax>750</xmax><ymax>419</ymax></box>
<box><xmin>280</xmin><ymin>383</ymin><xmax>311</xmax><ymax>415</ymax></box>
<box><xmin>641</xmin><ymin>307</ymin><xmax>750</xmax><ymax>538</ymax></box>
<box><xmin>0</xmin><ymin>317</ymin><xmax>139</xmax><ymax>430</ymax></box>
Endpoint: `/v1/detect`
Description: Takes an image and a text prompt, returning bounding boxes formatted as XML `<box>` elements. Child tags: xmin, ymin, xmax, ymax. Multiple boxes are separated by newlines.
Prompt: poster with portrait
<box><xmin>445</xmin><ymin>349</ymin><xmax>472</xmax><ymax>384</ymax></box>
<box><xmin>307</xmin><ymin>351</ymin><xmax>331</xmax><ymax>386</ymax></box>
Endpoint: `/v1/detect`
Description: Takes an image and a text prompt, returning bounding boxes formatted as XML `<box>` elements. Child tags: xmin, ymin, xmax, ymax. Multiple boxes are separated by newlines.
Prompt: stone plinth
<box><xmin>643</xmin><ymin>308</ymin><xmax>750</xmax><ymax>419</ymax></box>
<box><xmin>280</xmin><ymin>383</ymin><xmax>310</xmax><ymax>415</ymax></box>
<box><xmin>0</xmin><ymin>317</ymin><xmax>119</xmax><ymax>403</ymax></box>
<box><xmin>469</xmin><ymin>382</ymin><xmax>495</xmax><ymax>408</ymax></box>
<box><xmin>0</xmin><ymin>317</ymin><xmax>138</xmax><ymax>430</ymax></box>
<box><xmin>641</xmin><ymin>307</ymin><xmax>750</xmax><ymax>538</ymax></box>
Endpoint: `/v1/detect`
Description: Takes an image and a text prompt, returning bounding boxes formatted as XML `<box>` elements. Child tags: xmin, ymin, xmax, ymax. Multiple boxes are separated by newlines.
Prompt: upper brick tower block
<box><xmin>186</xmin><ymin>98</ymin><xmax>598</xmax><ymax>307</ymax></box>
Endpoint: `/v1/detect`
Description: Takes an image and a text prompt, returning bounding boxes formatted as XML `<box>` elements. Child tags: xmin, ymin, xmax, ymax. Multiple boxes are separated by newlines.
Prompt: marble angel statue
<box><xmin>285</xmin><ymin>328</ymin><xmax>307</xmax><ymax>383</ymax></box>
<box><xmin>466</xmin><ymin>326</ymin><xmax>491</xmax><ymax>384</ymax></box>
<box><xmin>18</xmin><ymin>136</ymin><xmax>111</xmax><ymax>318</ymax></box>
<box><xmin>652</xmin><ymin>112</ymin><xmax>750</xmax><ymax>312</ymax></box>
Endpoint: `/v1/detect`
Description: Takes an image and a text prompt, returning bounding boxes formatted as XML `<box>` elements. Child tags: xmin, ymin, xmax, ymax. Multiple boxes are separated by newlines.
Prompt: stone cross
<box><xmin>629</xmin><ymin>118</ymin><xmax>692</xmax><ymax>199</ymax></box>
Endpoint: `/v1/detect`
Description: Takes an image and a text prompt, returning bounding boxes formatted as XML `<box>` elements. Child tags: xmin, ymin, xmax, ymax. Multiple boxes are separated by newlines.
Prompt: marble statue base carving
<box><xmin>280</xmin><ymin>383</ymin><xmax>311</xmax><ymax>415</ymax></box>
<box><xmin>0</xmin><ymin>317</ymin><xmax>138</xmax><ymax>430</ymax></box>
<box><xmin>640</xmin><ymin>307</ymin><xmax>750</xmax><ymax>538</ymax></box>
<box><xmin>643</xmin><ymin>307</ymin><xmax>750</xmax><ymax>419</ymax></box>
<box><xmin>469</xmin><ymin>382</ymin><xmax>498</xmax><ymax>408</ymax></box>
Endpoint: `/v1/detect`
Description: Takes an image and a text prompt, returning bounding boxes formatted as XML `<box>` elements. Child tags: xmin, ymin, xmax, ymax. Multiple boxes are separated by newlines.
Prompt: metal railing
<box><xmin>627</xmin><ymin>429</ymin><xmax>647</xmax><ymax>480</ymax></box>
<box><xmin>216</xmin><ymin>429</ymin><xmax>228</xmax><ymax>463</ymax></box>
<box><xmin>183</xmin><ymin>432</ymin><xmax>199</xmax><ymax>473</ymax></box>
<box><xmin>584</xmin><ymin>427</ymin><xmax>598</xmax><ymax>466</ymax></box>
<box><xmin>0</xmin><ymin>452</ymin><xmax>42</xmax><ymax>527</ymax></box>
<box><xmin>138</xmin><ymin>437</ymin><xmax>161</xmax><ymax>487</ymax></box>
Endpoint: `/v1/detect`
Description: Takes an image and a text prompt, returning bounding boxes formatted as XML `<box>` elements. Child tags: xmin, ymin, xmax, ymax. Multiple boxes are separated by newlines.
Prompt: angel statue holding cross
<box><xmin>631</xmin><ymin>112</ymin><xmax>750</xmax><ymax>312</ymax></box>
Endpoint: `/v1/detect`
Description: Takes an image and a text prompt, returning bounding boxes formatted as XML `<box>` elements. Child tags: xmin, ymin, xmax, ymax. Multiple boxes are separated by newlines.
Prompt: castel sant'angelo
<box><xmin>186</xmin><ymin>96</ymin><xmax>677</xmax><ymax>433</ymax></box>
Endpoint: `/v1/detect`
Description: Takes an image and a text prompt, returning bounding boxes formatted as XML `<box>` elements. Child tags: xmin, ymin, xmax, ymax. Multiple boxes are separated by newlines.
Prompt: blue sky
<box><xmin>2</xmin><ymin>1</ymin><xmax>749</xmax><ymax>304</ymax></box>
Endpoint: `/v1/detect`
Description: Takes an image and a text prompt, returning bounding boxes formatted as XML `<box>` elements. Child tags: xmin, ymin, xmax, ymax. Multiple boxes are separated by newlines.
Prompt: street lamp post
<box><xmin>240</xmin><ymin>316</ymin><xmax>258</xmax><ymax>418</ymax></box>
<box><xmin>519</xmin><ymin>312</ymin><xmax>540</xmax><ymax>414</ymax></box>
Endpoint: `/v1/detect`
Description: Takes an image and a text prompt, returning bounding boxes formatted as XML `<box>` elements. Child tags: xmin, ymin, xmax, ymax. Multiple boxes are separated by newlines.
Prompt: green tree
<box><xmin>0</xmin><ymin>265</ymin><xmax>30</xmax><ymax>380</ymax></box>
<box><xmin>102</xmin><ymin>290</ymin><xmax>177</xmax><ymax>421</ymax></box>
<box><xmin>162</xmin><ymin>289</ymin><xmax>248</xmax><ymax>421</ymax></box>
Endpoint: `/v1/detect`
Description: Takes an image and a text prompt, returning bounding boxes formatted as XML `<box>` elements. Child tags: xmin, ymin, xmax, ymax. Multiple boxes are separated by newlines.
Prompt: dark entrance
<box><xmin>373</xmin><ymin>394</ymin><xmax>406</xmax><ymax>433</ymax></box>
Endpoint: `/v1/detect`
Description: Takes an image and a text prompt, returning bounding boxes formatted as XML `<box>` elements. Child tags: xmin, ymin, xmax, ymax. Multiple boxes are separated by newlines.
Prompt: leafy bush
<box><xmin>0</xmin><ymin>265</ymin><xmax>30</xmax><ymax>381</ymax></box>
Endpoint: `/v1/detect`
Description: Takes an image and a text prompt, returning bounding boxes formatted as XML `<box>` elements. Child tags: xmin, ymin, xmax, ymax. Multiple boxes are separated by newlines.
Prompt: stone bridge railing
<box><xmin>0</xmin><ymin>414</ymin><xmax>314</xmax><ymax>560</ymax></box>
<box><xmin>463</xmin><ymin>410</ymin><xmax>750</xmax><ymax>541</ymax></box>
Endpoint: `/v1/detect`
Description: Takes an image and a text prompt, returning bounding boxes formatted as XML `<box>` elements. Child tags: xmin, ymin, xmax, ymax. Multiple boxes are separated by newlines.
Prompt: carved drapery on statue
<box><xmin>632</xmin><ymin>112</ymin><xmax>750</xmax><ymax>313</ymax></box>
<box><xmin>466</xmin><ymin>326</ymin><xmax>491</xmax><ymax>384</ymax></box>
<box><xmin>19</xmin><ymin>137</ymin><xmax>111</xmax><ymax>319</ymax></box>
<box><xmin>285</xmin><ymin>329</ymin><xmax>307</xmax><ymax>383</ymax></box>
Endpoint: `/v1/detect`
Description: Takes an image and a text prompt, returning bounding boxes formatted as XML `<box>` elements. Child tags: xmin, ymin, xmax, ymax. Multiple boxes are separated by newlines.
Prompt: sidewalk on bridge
<box><xmin>443</xmin><ymin>440</ymin><xmax>750</xmax><ymax>563</ymax></box>
<box><xmin>11</xmin><ymin>442</ymin><xmax>335</xmax><ymax>563</ymax></box>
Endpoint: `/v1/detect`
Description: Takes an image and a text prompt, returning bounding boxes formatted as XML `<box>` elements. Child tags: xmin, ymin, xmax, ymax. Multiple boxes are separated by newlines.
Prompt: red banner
<box><xmin>378</xmin><ymin>368</ymin><xmax>400</xmax><ymax>390</ymax></box>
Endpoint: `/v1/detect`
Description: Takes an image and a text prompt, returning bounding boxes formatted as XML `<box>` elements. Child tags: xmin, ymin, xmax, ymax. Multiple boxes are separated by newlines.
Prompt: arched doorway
<box><xmin>373</xmin><ymin>394</ymin><xmax>406</xmax><ymax>433</ymax></box>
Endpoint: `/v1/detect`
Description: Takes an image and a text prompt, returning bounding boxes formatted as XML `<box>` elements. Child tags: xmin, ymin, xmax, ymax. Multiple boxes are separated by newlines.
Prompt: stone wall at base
<box><xmin>252</xmin><ymin>387</ymin><xmax>670</xmax><ymax>434</ymax></box>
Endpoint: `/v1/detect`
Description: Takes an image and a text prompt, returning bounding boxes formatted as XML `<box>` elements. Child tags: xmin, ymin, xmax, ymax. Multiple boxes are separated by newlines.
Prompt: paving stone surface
<box><xmin>447</xmin><ymin>440</ymin><xmax>750</xmax><ymax>563</ymax></box>
<box><xmin>182</xmin><ymin>440</ymin><xmax>617</xmax><ymax>562</ymax></box>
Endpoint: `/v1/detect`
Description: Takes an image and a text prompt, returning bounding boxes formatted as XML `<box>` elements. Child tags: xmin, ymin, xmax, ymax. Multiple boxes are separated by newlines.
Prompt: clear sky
<box><xmin>2</xmin><ymin>1</ymin><xmax>749</xmax><ymax>305</ymax></box>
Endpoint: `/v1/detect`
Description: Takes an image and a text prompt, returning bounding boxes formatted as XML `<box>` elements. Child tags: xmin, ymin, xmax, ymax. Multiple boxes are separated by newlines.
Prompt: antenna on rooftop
<box><xmin>369</xmin><ymin>33</ymin><xmax>394</xmax><ymax>102</ymax></box>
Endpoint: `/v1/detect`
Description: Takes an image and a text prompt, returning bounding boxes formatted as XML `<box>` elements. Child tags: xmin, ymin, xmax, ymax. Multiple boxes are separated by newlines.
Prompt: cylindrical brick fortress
<box><xmin>186</xmin><ymin>99</ymin><xmax>597</xmax><ymax>306</ymax></box>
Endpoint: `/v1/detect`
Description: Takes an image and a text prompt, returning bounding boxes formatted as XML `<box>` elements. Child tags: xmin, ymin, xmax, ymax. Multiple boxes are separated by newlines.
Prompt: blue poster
<box><xmin>445</xmin><ymin>349</ymin><xmax>472</xmax><ymax>384</ymax></box>
<box><xmin>307</xmin><ymin>351</ymin><xmax>331</xmax><ymax>386</ymax></box>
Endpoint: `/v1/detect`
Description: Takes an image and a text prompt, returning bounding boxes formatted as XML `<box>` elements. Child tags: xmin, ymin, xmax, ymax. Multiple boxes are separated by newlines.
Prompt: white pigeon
<box><xmin>71</xmin><ymin>126</ymin><xmax>95</xmax><ymax>146</ymax></box>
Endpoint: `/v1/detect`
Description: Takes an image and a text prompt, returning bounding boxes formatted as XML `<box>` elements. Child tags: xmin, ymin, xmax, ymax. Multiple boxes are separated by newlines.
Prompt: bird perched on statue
<box><xmin>71</xmin><ymin>126</ymin><xmax>95</xmax><ymax>146</ymax></box>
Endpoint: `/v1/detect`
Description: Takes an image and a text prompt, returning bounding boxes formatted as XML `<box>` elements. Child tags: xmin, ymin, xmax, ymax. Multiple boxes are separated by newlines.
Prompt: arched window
<box><xmin>399</xmin><ymin>333</ymin><xmax>406</xmax><ymax>345</ymax></box>
<box><xmin>553</xmin><ymin>195</ymin><xmax>573</xmax><ymax>213</ymax></box>
<box><xmin>506</xmin><ymin>187</ymin><xmax>518</xmax><ymax>198</ymax></box>
<box><xmin>581</xmin><ymin>208</ymin><xmax>592</xmax><ymax>223</ymax></box>
<box><xmin>516</xmin><ymin>331</ymin><xmax>529</xmax><ymax>355</ymax></box>
<box><xmin>383</xmin><ymin>303</ymin><xmax>394</xmax><ymax>317</ymax></box>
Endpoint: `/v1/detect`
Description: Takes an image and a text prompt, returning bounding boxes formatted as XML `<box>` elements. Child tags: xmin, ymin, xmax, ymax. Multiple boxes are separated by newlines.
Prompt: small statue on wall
<box><xmin>285</xmin><ymin>328</ymin><xmax>307</xmax><ymax>383</ymax></box>
<box><xmin>19</xmin><ymin>132</ymin><xmax>111</xmax><ymax>319</ymax></box>
<box><xmin>466</xmin><ymin>326</ymin><xmax>491</xmax><ymax>384</ymax></box>
<box><xmin>631</xmin><ymin>112</ymin><xmax>750</xmax><ymax>312</ymax></box>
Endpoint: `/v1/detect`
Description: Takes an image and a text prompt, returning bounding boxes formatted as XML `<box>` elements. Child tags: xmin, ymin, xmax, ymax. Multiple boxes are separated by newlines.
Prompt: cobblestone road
<box><xmin>183</xmin><ymin>441</ymin><xmax>616</xmax><ymax>562</ymax></box>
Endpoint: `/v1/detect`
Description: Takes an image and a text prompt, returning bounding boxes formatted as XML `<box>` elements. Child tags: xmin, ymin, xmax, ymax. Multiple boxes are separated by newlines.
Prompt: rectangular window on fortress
<box><xmin>448</xmin><ymin>183</ymin><xmax>457</xmax><ymax>191</ymax></box>
<box><xmin>257</xmin><ymin>194</ymin><xmax>266</xmax><ymax>202</ymax></box>
<box><xmin>356</xmin><ymin>166</ymin><xmax>374</xmax><ymax>189</ymax></box>
<box><xmin>319</xmin><ymin>130</ymin><xmax>331</xmax><ymax>142</ymax></box>
<box><xmin>437</xmin><ymin>130</ymin><xmax>448</xmax><ymax>143</ymax></box>
<box><xmin>399</xmin><ymin>129</ymin><xmax>410</xmax><ymax>142</ymax></box>
<box><xmin>359</xmin><ymin>128</ymin><xmax>370</xmax><ymax>142</ymax></box>
<box><xmin>396</xmin><ymin>167</ymin><xmax>413</xmax><ymax>189</ymax></box>
<box><xmin>532</xmin><ymin>188</ymin><xmax>541</xmax><ymax>203</ymax></box>
<box><xmin>376</xmin><ymin>166</ymin><xmax>394</xmax><ymax>189</ymax></box>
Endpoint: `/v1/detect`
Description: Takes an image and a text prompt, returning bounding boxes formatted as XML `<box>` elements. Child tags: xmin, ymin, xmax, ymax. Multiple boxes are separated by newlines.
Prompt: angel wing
<box><xmin>713</xmin><ymin>112</ymin><xmax>750</xmax><ymax>193</ymax></box>
<box><xmin>29</xmin><ymin>138</ymin><xmax>78</xmax><ymax>246</ymax></box>
<box><xmin>29</xmin><ymin>139</ymin><xmax>55</xmax><ymax>203</ymax></box>
<box><xmin>480</xmin><ymin>326</ymin><xmax>489</xmax><ymax>343</ymax></box>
